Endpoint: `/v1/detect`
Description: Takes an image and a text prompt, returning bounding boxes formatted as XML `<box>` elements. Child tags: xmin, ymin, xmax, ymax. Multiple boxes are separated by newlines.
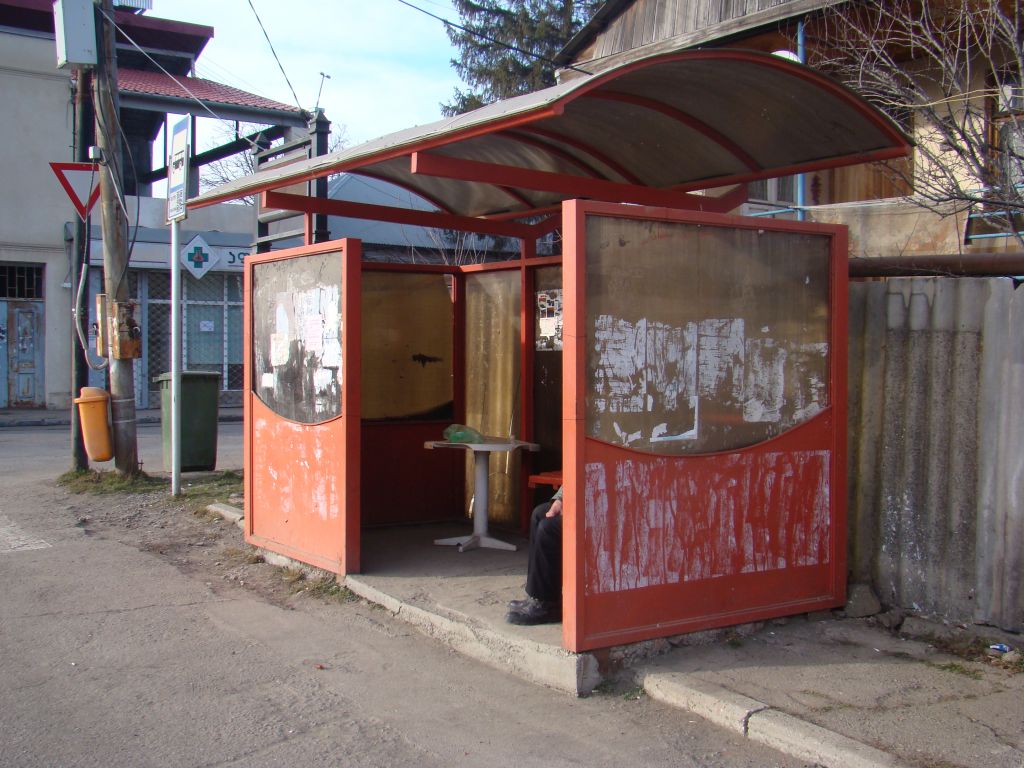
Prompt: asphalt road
<box><xmin>0</xmin><ymin>425</ymin><xmax>807</xmax><ymax>768</ymax></box>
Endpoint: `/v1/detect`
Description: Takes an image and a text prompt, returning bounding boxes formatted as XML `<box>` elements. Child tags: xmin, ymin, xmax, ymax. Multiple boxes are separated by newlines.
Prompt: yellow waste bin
<box><xmin>74</xmin><ymin>386</ymin><xmax>113</xmax><ymax>462</ymax></box>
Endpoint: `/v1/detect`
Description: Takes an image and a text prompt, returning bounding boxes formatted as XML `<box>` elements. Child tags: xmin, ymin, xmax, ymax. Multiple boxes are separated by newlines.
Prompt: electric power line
<box><xmin>97</xmin><ymin>6</ymin><xmax>265</xmax><ymax>148</ymax></box>
<box><xmin>393</xmin><ymin>0</ymin><xmax>592</xmax><ymax>77</ymax></box>
<box><xmin>246</xmin><ymin>0</ymin><xmax>304</xmax><ymax>112</ymax></box>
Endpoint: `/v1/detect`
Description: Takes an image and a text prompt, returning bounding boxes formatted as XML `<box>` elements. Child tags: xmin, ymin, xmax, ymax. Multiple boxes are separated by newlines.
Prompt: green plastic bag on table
<box><xmin>443</xmin><ymin>424</ymin><xmax>484</xmax><ymax>443</ymax></box>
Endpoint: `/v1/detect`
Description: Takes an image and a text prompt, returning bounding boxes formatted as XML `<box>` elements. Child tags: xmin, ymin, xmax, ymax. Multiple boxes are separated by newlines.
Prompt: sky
<box><xmin>154</xmin><ymin>0</ymin><xmax>467</xmax><ymax>150</ymax></box>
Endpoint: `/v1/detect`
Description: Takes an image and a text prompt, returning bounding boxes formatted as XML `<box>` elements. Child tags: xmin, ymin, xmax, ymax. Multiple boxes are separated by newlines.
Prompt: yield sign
<box><xmin>49</xmin><ymin>162</ymin><xmax>101</xmax><ymax>220</ymax></box>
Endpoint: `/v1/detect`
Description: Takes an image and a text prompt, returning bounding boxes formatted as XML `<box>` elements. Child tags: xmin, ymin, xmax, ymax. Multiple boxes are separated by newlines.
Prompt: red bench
<box><xmin>527</xmin><ymin>470</ymin><xmax>562</xmax><ymax>489</ymax></box>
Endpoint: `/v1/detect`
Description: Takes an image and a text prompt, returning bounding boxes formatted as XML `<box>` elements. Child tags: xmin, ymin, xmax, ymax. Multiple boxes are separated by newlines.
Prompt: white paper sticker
<box><xmin>270</xmin><ymin>333</ymin><xmax>289</xmax><ymax>366</ymax></box>
<box><xmin>321</xmin><ymin>338</ymin><xmax>342</xmax><ymax>368</ymax></box>
<box><xmin>303</xmin><ymin>316</ymin><xmax>324</xmax><ymax>354</ymax></box>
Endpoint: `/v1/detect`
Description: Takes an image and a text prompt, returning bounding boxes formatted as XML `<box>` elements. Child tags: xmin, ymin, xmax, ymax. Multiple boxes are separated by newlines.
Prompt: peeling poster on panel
<box><xmin>588</xmin><ymin>314</ymin><xmax>827</xmax><ymax>454</ymax></box>
<box><xmin>252</xmin><ymin>252</ymin><xmax>343</xmax><ymax>424</ymax></box>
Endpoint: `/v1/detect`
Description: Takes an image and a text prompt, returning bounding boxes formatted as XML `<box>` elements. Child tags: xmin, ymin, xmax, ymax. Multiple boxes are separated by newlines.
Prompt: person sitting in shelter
<box><xmin>506</xmin><ymin>486</ymin><xmax>562</xmax><ymax>625</ymax></box>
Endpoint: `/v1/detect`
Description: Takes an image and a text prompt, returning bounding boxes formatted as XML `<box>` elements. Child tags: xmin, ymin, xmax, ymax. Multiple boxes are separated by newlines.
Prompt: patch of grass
<box><xmin>222</xmin><ymin>546</ymin><xmax>263</xmax><ymax>565</ymax></box>
<box><xmin>930</xmin><ymin>661</ymin><xmax>982</xmax><ymax>680</ymax></box>
<box><xmin>58</xmin><ymin>469</ymin><xmax>167</xmax><ymax>495</ymax></box>
<box><xmin>278</xmin><ymin>567</ymin><xmax>307</xmax><ymax>589</ymax></box>
<box><xmin>301</xmin><ymin>576</ymin><xmax>354</xmax><ymax>602</ymax></box>
<box><xmin>588</xmin><ymin>678</ymin><xmax>645</xmax><ymax>700</ymax></box>
<box><xmin>191</xmin><ymin>506</ymin><xmax>222</xmax><ymax>523</ymax></box>
<box><xmin>178</xmin><ymin>471</ymin><xmax>243</xmax><ymax>506</ymax></box>
<box><xmin>163</xmin><ymin>471</ymin><xmax>245</xmax><ymax>514</ymax></box>
<box><xmin>276</xmin><ymin>568</ymin><xmax>353</xmax><ymax>602</ymax></box>
<box><xmin>915</xmin><ymin>631</ymin><xmax>1022</xmax><ymax>675</ymax></box>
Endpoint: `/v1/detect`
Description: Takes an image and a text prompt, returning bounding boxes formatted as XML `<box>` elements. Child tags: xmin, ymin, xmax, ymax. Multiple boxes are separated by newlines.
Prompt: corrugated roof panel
<box><xmin>190</xmin><ymin>49</ymin><xmax>911</xmax><ymax>217</ymax></box>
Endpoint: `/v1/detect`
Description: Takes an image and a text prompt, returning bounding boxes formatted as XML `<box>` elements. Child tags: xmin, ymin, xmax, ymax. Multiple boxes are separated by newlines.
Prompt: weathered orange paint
<box><xmin>561</xmin><ymin>201</ymin><xmax>848</xmax><ymax>652</ymax></box>
<box><xmin>244</xmin><ymin>240</ymin><xmax>362</xmax><ymax>575</ymax></box>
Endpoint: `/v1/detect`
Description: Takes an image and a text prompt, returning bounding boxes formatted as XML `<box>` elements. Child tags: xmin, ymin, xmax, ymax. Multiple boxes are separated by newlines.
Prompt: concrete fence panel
<box><xmin>848</xmin><ymin>277</ymin><xmax>1023</xmax><ymax>631</ymax></box>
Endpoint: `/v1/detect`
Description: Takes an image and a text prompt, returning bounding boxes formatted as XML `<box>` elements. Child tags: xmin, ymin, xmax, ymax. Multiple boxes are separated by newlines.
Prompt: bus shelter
<box><xmin>191</xmin><ymin>50</ymin><xmax>910</xmax><ymax>652</ymax></box>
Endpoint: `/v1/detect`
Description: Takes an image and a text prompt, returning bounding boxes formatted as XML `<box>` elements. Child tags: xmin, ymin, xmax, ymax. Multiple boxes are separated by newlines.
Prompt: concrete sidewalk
<box><xmin>0</xmin><ymin>406</ymin><xmax>243</xmax><ymax>428</ymax></box>
<box><xmin>637</xmin><ymin>617</ymin><xmax>1023</xmax><ymax>768</ymax></box>
<box><xmin>222</xmin><ymin>516</ymin><xmax>1024</xmax><ymax>768</ymax></box>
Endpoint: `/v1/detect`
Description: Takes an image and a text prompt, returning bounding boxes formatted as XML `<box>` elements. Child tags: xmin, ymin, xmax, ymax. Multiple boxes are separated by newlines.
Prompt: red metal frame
<box><xmin>583</xmin><ymin>90</ymin><xmax>761</xmax><ymax>171</ymax></box>
<box><xmin>561</xmin><ymin>200</ymin><xmax>848</xmax><ymax>652</ymax></box>
<box><xmin>217</xmin><ymin>46</ymin><xmax>893</xmax><ymax>655</ymax></box>
<box><xmin>519</xmin><ymin>238</ymin><xmax>537</xmax><ymax>530</ymax></box>
<box><xmin>410</xmin><ymin>152</ymin><xmax>742</xmax><ymax>213</ymax></box>
<box><xmin>262</xmin><ymin>191</ymin><xmax>537</xmax><ymax>239</ymax></box>
<box><xmin>497</xmin><ymin>129</ymin><xmax>611</xmax><ymax>180</ymax></box>
<box><xmin>514</xmin><ymin>126</ymin><xmax>645</xmax><ymax>185</ymax></box>
<box><xmin>191</xmin><ymin>103</ymin><xmax>564</xmax><ymax>208</ymax></box>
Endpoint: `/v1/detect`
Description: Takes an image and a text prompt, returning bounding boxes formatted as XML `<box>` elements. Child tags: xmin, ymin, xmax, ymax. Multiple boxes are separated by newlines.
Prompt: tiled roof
<box><xmin>118</xmin><ymin>68</ymin><xmax>302</xmax><ymax>115</ymax></box>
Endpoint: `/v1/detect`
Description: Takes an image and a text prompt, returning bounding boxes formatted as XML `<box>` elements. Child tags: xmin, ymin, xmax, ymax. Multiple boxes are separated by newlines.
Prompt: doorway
<box><xmin>0</xmin><ymin>264</ymin><xmax>45</xmax><ymax>408</ymax></box>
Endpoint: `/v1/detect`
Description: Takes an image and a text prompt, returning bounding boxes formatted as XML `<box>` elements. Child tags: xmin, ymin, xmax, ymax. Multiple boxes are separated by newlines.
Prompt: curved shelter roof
<box><xmin>191</xmin><ymin>49</ymin><xmax>911</xmax><ymax>220</ymax></box>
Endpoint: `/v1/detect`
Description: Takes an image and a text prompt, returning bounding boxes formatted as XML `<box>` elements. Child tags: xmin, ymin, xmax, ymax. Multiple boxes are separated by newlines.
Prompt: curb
<box><xmin>207</xmin><ymin>502</ymin><xmax>244</xmax><ymax>527</ymax></box>
<box><xmin>204</xmin><ymin>501</ymin><xmax>601</xmax><ymax>696</ymax></box>
<box><xmin>345</xmin><ymin>575</ymin><xmax>601</xmax><ymax>696</ymax></box>
<box><xmin>208</xmin><ymin>500</ymin><xmax>899</xmax><ymax>764</ymax></box>
<box><xmin>639</xmin><ymin>671</ymin><xmax>904</xmax><ymax>768</ymax></box>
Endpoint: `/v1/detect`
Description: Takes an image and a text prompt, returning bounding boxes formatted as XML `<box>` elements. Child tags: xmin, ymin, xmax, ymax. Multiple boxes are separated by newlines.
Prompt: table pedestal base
<box><xmin>433</xmin><ymin>533</ymin><xmax>517</xmax><ymax>552</ymax></box>
<box><xmin>424</xmin><ymin>438</ymin><xmax>538</xmax><ymax>555</ymax></box>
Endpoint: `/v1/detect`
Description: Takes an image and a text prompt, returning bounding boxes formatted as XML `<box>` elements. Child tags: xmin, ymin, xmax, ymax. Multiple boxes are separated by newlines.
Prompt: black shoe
<box><xmin>505</xmin><ymin>596</ymin><xmax>561</xmax><ymax>625</ymax></box>
<box><xmin>507</xmin><ymin>597</ymin><xmax>531</xmax><ymax>612</ymax></box>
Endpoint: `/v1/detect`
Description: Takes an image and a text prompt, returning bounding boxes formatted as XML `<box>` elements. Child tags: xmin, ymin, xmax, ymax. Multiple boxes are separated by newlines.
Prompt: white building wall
<box><xmin>0</xmin><ymin>28</ymin><xmax>76</xmax><ymax>408</ymax></box>
<box><xmin>1</xmin><ymin>26</ymin><xmax>257</xmax><ymax>410</ymax></box>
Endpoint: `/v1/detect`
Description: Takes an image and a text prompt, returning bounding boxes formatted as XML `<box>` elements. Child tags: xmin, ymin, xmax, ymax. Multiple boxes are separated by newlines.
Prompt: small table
<box><xmin>424</xmin><ymin>438</ymin><xmax>539</xmax><ymax>552</ymax></box>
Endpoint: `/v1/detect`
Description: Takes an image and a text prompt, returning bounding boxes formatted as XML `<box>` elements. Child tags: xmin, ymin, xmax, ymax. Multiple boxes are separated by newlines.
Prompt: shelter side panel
<box><xmin>570</xmin><ymin>207</ymin><xmax>845</xmax><ymax>651</ymax></box>
<box><xmin>246</xmin><ymin>248</ymin><xmax>351</xmax><ymax>574</ymax></box>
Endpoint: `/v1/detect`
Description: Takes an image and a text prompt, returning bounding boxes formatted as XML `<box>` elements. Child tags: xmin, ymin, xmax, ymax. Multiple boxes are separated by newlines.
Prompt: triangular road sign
<box><xmin>50</xmin><ymin>161</ymin><xmax>101</xmax><ymax>220</ymax></box>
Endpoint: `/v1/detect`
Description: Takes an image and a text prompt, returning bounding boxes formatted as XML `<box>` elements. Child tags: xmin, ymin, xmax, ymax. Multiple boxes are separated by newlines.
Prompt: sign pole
<box><xmin>167</xmin><ymin>116</ymin><xmax>189</xmax><ymax>496</ymax></box>
<box><xmin>170</xmin><ymin>218</ymin><xmax>182</xmax><ymax>495</ymax></box>
<box><xmin>71</xmin><ymin>68</ymin><xmax>94</xmax><ymax>470</ymax></box>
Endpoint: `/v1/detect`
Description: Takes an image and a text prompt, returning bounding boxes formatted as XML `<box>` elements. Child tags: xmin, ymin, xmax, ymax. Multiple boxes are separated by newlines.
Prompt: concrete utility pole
<box><xmin>93</xmin><ymin>0</ymin><xmax>139</xmax><ymax>474</ymax></box>
<box><xmin>70</xmin><ymin>68</ymin><xmax>93</xmax><ymax>471</ymax></box>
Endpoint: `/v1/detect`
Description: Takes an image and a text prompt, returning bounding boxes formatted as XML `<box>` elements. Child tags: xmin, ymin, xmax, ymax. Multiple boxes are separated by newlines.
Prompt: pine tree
<box><xmin>443</xmin><ymin>1</ymin><xmax>602</xmax><ymax>116</ymax></box>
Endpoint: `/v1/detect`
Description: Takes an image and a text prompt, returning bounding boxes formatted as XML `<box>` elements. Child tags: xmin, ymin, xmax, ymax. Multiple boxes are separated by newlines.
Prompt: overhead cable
<box><xmin>246</xmin><ymin>0</ymin><xmax>304</xmax><ymax>112</ymax></box>
<box><xmin>97</xmin><ymin>6</ymin><xmax>267</xmax><ymax>148</ymax></box>
<box><xmin>393</xmin><ymin>0</ymin><xmax>592</xmax><ymax>77</ymax></box>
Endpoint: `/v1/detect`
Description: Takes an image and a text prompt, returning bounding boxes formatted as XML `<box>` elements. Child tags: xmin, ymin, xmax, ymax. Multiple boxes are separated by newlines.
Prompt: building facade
<box><xmin>0</xmin><ymin>0</ymin><xmax>306</xmax><ymax>409</ymax></box>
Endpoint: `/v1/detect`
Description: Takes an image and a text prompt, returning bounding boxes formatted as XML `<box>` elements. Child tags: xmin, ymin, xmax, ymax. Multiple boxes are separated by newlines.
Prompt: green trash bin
<box><xmin>154</xmin><ymin>371</ymin><xmax>221</xmax><ymax>471</ymax></box>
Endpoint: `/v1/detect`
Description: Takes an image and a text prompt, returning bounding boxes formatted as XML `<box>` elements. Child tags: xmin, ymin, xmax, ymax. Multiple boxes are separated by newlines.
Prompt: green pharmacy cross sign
<box><xmin>187</xmin><ymin>244</ymin><xmax>209</xmax><ymax>270</ymax></box>
<box><xmin>180</xmin><ymin>234</ymin><xmax>220</xmax><ymax>279</ymax></box>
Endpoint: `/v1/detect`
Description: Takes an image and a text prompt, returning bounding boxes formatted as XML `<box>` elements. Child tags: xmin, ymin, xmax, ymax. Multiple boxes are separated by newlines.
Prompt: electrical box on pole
<box><xmin>53</xmin><ymin>0</ymin><xmax>97</xmax><ymax>69</ymax></box>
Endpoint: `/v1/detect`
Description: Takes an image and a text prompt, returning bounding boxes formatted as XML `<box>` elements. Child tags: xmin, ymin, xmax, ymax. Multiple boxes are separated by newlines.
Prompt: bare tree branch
<box><xmin>810</xmin><ymin>0</ymin><xmax>1024</xmax><ymax>244</ymax></box>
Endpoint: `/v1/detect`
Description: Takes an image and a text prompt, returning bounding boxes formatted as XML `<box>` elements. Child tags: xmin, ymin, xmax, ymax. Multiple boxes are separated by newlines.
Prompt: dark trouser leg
<box><xmin>525</xmin><ymin>502</ymin><xmax>562</xmax><ymax>603</ymax></box>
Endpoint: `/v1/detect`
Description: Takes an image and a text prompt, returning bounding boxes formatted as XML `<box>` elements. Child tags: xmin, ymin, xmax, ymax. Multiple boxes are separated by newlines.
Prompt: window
<box><xmin>748</xmin><ymin>175</ymin><xmax>796</xmax><ymax>205</ymax></box>
<box><xmin>0</xmin><ymin>264</ymin><xmax>43</xmax><ymax>299</ymax></box>
<box><xmin>992</xmin><ymin>69</ymin><xmax>1023</xmax><ymax>191</ymax></box>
